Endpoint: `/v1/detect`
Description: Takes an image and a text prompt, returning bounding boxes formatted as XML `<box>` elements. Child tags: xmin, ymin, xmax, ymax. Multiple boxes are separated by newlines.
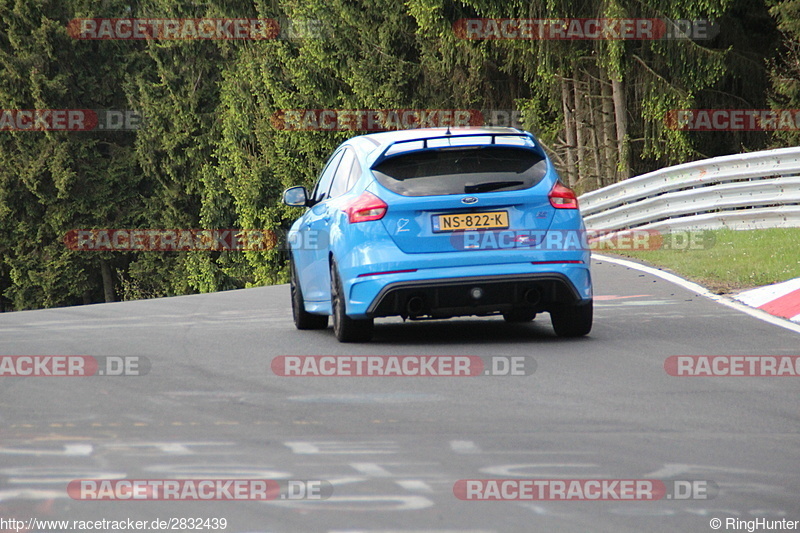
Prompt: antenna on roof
<box><xmin>445</xmin><ymin>125</ymin><xmax>451</xmax><ymax>135</ymax></box>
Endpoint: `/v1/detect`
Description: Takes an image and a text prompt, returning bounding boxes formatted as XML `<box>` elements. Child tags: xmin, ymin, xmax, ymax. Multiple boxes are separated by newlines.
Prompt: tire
<box><xmin>330</xmin><ymin>260</ymin><xmax>374</xmax><ymax>342</ymax></box>
<box><xmin>502</xmin><ymin>309</ymin><xmax>537</xmax><ymax>323</ymax></box>
<box><xmin>550</xmin><ymin>300</ymin><xmax>593</xmax><ymax>337</ymax></box>
<box><xmin>290</xmin><ymin>259</ymin><xmax>328</xmax><ymax>330</ymax></box>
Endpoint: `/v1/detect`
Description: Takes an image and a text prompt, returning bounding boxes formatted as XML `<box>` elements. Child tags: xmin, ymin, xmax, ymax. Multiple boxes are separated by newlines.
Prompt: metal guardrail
<box><xmin>578</xmin><ymin>146</ymin><xmax>800</xmax><ymax>231</ymax></box>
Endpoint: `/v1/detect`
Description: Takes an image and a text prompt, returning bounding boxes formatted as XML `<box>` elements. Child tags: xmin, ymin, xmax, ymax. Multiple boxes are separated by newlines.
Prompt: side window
<box><xmin>328</xmin><ymin>148</ymin><xmax>358</xmax><ymax>199</ymax></box>
<box><xmin>346</xmin><ymin>155</ymin><xmax>363</xmax><ymax>191</ymax></box>
<box><xmin>311</xmin><ymin>149</ymin><xmax>345</xmax><ymax>203</ymax></box>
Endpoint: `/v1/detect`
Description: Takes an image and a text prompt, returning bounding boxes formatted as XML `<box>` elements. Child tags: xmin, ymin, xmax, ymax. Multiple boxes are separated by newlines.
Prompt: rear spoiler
<box><xmin>369</xmin><ymin>131</ymin><xmax>539</xmax><ymax>169</ymax></box>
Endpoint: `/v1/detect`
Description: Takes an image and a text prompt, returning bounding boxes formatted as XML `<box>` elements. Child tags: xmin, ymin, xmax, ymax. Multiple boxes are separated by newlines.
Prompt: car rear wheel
<box><xmin>330</xmin><ymin>260</ymin><xmax>374</xmax><ymax>342</ymax></box>
<box><xmin>291</xmin><ymin>260</ymin><xmax>328</xmax><ymax>330</ymax></box>
<box><xmin>550</xmin><ymin>301</ymin><xmax>592</xmax><ymax>337</ymax></box>
<box><xmin>502</xmin><ymin>309</ymin><xmax>537</xmax><ymax>323</ymax></box>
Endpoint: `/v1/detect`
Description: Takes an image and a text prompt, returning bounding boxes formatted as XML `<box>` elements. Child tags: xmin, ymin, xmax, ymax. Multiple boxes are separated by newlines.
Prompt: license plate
<box><xmin>432</xmin><ymin>211</ymin><xmax>509</xmax><ymax>232</ymax></box>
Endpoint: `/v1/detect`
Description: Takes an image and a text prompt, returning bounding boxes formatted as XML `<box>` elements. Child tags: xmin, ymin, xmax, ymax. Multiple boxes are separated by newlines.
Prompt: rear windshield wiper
<box><xmin>464</xmin><ymin>180</ymin><xmax>524</xmax><ymax>193</ymax></box>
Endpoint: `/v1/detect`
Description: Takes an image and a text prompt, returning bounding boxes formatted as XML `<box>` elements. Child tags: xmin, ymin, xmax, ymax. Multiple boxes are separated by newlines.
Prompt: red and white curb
<box><xmin>734</xmin><ymin>278</ymin><xmax>800</xmax><ymax>324</ymax></box>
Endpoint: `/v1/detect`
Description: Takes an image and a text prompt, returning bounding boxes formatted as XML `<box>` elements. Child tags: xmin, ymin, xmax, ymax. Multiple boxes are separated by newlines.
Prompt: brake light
<box><xmin>344</xmin><ymin>192</ymin><xmax>388</xmax><ymax>223</ymax></box>
<box><xmin>548</xmin><ymin>182</ymin><xmax>579</xmax><ymax>209</ymax></box>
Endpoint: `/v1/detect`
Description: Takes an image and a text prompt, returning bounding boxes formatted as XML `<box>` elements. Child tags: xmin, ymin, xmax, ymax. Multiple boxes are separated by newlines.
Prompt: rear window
<box><xmin>371</xmin><ymin>147</ymin><xmax>547</xmax><ymax>196</ymax></box>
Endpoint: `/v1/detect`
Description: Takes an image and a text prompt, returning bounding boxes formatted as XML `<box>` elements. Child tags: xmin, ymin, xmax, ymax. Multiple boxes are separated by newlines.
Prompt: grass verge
<box><xmin>606</xmin><ymin>228</ymin><xmax>800</xmax><ymax>294</ymax></box>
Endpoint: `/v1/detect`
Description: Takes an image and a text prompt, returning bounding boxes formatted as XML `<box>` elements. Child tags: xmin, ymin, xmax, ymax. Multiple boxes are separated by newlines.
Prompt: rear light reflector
<box><xmin>548</xmin><ymin>181</ymin><xmax>579</xmax><ymax>209</ymax></box>
<box><xmin>358</xmin><ymin>269</ymin><xmax>417</xmax><ymax>277</ymax></box>
<box><xmin>344</xmin><ymin>192</ymin><xmax>388</xmax><ymax>223</ymax></box>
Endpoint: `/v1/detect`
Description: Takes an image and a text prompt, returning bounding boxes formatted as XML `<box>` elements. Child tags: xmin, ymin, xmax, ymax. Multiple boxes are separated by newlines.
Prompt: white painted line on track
<box><xmin>593</xmin><ymin>254</ymin><xmax>800</xmax><ymax>335</ymax></box>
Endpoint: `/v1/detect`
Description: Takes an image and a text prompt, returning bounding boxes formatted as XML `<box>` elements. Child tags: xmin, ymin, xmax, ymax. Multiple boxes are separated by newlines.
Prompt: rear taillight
<box><xmin>548</xmin><ymin>181</ymin><xmax>579</xmax><ymax>209</ymax></box>
<box><xmin>344</xmin><ymin>192</ymin><xmax>388</xmax><ymax>223</ymax></box>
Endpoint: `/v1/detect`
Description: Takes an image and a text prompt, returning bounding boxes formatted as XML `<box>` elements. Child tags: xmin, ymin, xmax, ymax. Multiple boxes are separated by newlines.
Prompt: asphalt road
<box><xmin>0</xmin><ymin>258</ymin><xmax>798</xmax><ymax>533</ymax></box>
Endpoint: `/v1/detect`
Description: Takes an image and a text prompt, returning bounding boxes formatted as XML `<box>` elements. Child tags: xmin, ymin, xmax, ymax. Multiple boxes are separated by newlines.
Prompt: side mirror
<box><xmin>282</xmin><ymin>186</ymin><xmax>309</xmax><ymax>207</ymax></box>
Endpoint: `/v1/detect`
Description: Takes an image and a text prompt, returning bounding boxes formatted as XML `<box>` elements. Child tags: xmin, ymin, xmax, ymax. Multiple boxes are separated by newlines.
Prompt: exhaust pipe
<box><xmin>406</xmin><ymin>296</ymin><xmax>425</xmax><ymax>316</ymax></box>
<box><xmin>523</xmin><ymin>287</ymin><xmax>541</xmax><ymax>306</ymax></box>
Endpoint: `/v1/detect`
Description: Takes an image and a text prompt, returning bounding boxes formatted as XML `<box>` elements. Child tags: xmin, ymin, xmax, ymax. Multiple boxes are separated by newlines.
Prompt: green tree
<box><xmin>0</xmin><ymin>0</ymin><xmax>143</xmax><ymax>309</ymax></box>
<box><xmin>769</xmin><ymin>0</ymin><xmax>800</xmax><ymax>146</ymax></box>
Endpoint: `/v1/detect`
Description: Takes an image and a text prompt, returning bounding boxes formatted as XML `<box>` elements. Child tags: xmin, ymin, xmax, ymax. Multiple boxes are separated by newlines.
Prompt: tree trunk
<box><xmin>611</xmin><ymin>77</ymin><xmax>631</xmax><ymax>180</ymax></box>
<box><xmin>561</xmin><ymin>77</ymin><xmax>577</xmax><ymax>186</ymax></box>
<box><xmin>587</xmin><ymin>72</ymin><xmax>603</xmax><ymax>191</ymax></box>
<box><xmin>573</xmin><ymin>65</ymin><xmax>586</xmax><ymax>188</ymax></box>
<box><xmin>100</xmin><ymin>259</ymin><xmax>115</xmax><ymax>303</ymax></box>
<box><xmin>599</xmin><ymin>70</ymin><xmax>617</xmax><ymax>186</ymax></box>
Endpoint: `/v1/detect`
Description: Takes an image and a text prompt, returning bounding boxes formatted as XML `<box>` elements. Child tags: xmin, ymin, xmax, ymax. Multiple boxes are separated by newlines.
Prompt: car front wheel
<box><xmin>550</xmin><ymin>301</ymin><xmax>593</xmax><ymax>337</ymax></box>
<box><xmin>330</xmin><ymin>260</ymin><xmax>374</xmax><ymax>342</ymax></box>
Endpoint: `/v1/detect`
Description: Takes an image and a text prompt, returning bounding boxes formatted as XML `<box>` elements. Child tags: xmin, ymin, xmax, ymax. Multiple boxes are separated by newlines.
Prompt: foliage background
<box><xmin>0</xmin><ymin>0</ymin><xmax>795</xmax><ymax>310</ymax></box>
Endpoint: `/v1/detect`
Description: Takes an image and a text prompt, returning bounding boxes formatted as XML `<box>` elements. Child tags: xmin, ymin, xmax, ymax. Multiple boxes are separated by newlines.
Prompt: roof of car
<box><xmin>351</xmin><ymin>126</ymin><xmax>527</xmax><ymax>149</ymax></box>
<box><xmin>346</xmin><ymin>127</ymin><xmax>537</xmax><ymax>165</ymax></box>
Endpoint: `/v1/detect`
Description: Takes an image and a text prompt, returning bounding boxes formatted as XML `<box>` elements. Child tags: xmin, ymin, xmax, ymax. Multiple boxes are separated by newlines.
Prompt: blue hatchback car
<box><xmin>282</xmin><ymin>127</ymin><xmax>592</xmax><ymax>342</ymax></box>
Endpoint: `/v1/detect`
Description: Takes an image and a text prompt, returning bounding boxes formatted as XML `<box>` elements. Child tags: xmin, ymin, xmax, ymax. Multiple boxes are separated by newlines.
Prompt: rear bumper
<box><xmin>328</xmin><ymin>223</ymin><xmax>591</xmax><ymax>319</ymax></box>
<box><xmin>366</xmin><ymin>272</ymin><xmax>583</xmax><ymax>319</ymax></box>
<box><xmin>337</xmin><ymin>257</ymin><xmax>591</xmax><ymax>318</ymax></box>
